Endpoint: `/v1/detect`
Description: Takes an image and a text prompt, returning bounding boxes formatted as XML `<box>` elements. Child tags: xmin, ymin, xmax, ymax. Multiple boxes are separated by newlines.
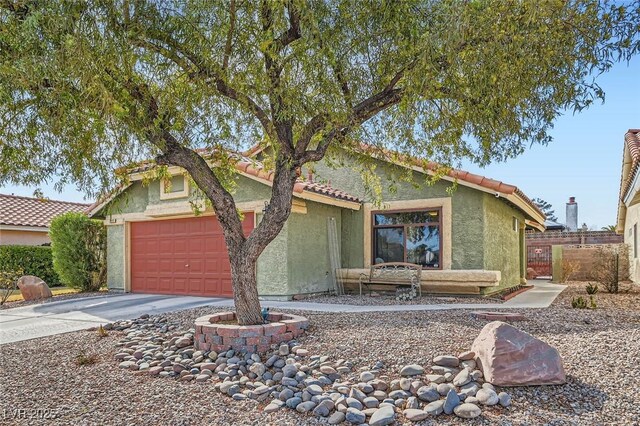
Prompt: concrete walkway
<box><xmin>227</xmin><ymin>279</ymin><xmax>566</xmax><ymax>313</ymax></box>
<box><xmin>0</xmin><ymin>280</ymin><xmax>564</xmax><ymax>345</ymax></box>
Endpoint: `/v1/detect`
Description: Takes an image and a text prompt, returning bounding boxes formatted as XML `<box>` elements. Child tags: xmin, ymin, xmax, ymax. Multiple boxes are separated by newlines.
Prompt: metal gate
<box><xmin>527</xmin><ymin>245</ymin><xmax>552</xmax><ymax>277</ymax></box>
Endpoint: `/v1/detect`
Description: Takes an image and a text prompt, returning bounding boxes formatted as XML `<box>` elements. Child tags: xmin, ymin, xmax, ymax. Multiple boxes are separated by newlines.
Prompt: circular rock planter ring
<box><xmin>194</xmin><ymin>312</ymin><xmax>309</xmax><ymax>354</ymax></box>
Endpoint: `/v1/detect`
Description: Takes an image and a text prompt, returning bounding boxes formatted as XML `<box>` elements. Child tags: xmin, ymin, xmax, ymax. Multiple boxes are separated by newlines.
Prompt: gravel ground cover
<box><xmin>0</xmin><ymin>291</ymin><xmax>112</xmax><ymax>310</ymax></box>
<box><xmin>298</xmin><ymin>294</ymin><xmax>503</xmax><ymax>306</ymax></box>
<box><xmin>1</xmin><ymin>283</ymin><xmax>639</xmax><ymax>425</ymax></box>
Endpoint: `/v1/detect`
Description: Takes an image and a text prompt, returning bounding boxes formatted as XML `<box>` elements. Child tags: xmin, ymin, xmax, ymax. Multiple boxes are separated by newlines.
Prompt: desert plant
<box><xmin>586</xmin><ymin>282</ymin><xmax>599</xmax><ymax>295</ymax></box>
<box><xmin>75</xmin><ymin>351</ymin><xmax>99</xmax><ymax>366</ymax></box>
<box><xmin>571</xmin><ymin>296</ymin><xmax>588</xmax><ymax>309</ymax></box>
<box><xmin>591</xmin><ymin>244</ymin><xmax>630</xmax><ymax>293</ymax></box>
<box><xmin>561</xmin><ymin>259</ymin><xmax>580</xmax><ymax>283</ymax></box>
<box><xmin>50</xmin><ymin>212</ymin><xmax>107</xmax><ymax>291</ymax></box>
<box><xmin>0</xmin><ymin>245</ymin><xmax>60</xmax><ymax>286</ymax></box>
<box><xmin>589</xmin><ymin>295</ymin><xmax>597</xmax><ymax>309</ymax></box>
<box><xmin>96</xmin><ymin>324</ymin><xmax>108</xmax><ymax>339</ymax></box>
<box><xmin>0</xmin><ymin>268</ymin><xmax>23</xmax><ymax>305</ymax></box>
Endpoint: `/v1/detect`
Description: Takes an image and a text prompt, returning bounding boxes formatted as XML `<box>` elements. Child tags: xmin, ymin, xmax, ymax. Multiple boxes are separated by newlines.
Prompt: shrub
<box><xmin>591</xmin><ymin>244</ymin><xmax>630</xmax><ymax>294</ymax></box>
<box><xmin>75</xmin><ymin>351</ymin><xmax>99</xmax><ymax>366</ymax></box>
<box><xmin>571</xmin><ymin>296</ymin><xmax>588</xmax><ymax>309</ymax></box>
<box><xmin>0</xmin><ymin>245</ymin><xmax>60</xmax><ymax>286</ymax></box>
<box><xmin>589</xmin><ymin>295</ymin><xmax>597</xmax><ymax>309</ymax></box>
<box><xmin>50</xmin><ymin>212</ymin><xmax>107</xmax><ymax>291</ymax></box>
<box><xmin>585</xmin><ymin>282</ymin><xmax>599</xmax><ymax>295</ymax></box>
<box><xmin>561</xmin><ymin>258</ymin><xmax>580</xmax><ymax>283</ymax></box>
<box><xmin>0</xmin><ymin>268</ymin><xmax>23</xmax><ymax>305</ymax></box>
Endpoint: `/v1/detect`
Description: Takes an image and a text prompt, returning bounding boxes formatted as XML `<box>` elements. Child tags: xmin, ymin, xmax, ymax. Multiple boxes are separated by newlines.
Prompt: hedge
<box><xmin>50</xmin><ymin>212</ymin><xmax>106</xmax><ymax>291</ymax></box>
<box><xmin>0</xmin><ymin>245</ymin><xmax>61</xmax><ymax>286</ymax></box>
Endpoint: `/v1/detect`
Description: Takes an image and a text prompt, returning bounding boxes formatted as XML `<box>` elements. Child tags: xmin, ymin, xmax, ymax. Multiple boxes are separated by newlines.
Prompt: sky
<box><xmin>1</xmin><ymin>58</ymin><xmax>638</xmax><ymax>229</ymax></box>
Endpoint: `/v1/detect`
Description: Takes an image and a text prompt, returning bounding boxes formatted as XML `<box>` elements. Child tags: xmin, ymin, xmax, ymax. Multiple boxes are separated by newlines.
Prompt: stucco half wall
<box><xmin>0</xmin><ymin>228</ymin><xmax>50</xmax><ymax>246</ymax></box>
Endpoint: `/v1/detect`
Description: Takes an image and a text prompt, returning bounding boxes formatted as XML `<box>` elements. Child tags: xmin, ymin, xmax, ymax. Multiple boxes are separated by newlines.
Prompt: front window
<box><xmin>372</xmin><ymin>209</ymin><xmax>441</xmax><ymax>268</ymax></box>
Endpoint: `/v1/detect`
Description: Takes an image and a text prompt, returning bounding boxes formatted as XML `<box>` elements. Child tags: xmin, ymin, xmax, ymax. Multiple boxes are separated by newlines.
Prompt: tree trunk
<box><xmin>230</xmin><ymin>250</ymin><xmax>264</xmax><ymax>325</ymax></box>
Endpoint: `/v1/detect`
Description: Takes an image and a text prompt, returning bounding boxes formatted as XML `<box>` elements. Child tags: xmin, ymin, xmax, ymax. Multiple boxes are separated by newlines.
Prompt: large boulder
<box><xmin>17</xmin><ymin>275</ymin><xmax>53</xmax><ymax>301</ymax></box>
<box><xmin>470</xmin><ymin>321</ymin><xmax>565</xmax><ymax>386</ymax></box>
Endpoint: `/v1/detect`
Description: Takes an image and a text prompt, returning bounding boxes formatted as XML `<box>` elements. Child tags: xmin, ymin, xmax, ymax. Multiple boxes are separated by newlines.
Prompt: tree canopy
<box><xmin>2</xmin><ymin>1</ymin><xmax>638</xmax><ymax>195</ymax></box>
<box><xmin>532</xmin><ymin>198</ymin><xmax>558</xmax><ymax>223</ymax></box>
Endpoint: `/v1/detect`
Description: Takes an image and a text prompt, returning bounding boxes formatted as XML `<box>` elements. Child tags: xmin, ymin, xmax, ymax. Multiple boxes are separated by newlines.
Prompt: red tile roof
<box><xmin>619</xmin><ymin>129</ymin><xmax>640</xmax><ymax>202</ymax></box>
<box><xmin>0</xmin><ymin>194</ymin><xmax>90</xmax><ymax>228</ymax></box>
<box><xmin>123</xmin><ymin>151</ymin><xmax>361</xmax><ymax>204</ymax></box>
<box><xmin>351</xmin><ymin>143</ymin><xmax>544</xmax><ymax>219</ymax></box>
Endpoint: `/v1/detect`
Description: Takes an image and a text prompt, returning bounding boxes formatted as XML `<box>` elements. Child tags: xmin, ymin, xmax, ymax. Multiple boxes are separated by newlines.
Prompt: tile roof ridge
<box><xmin>0</xmin><ymin>193</ymin><xmax>91</xmax><ymax>206</ymax></box>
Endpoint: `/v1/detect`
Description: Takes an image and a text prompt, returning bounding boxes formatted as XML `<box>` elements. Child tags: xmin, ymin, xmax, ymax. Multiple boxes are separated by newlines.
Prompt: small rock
<box><xmin>264</xmin><ymin>402</ymin><xmax>282</xmax><ymax>413</ymax></box>
<box><xmin>433</xmin><ymin>355</ymin><xmax>459</xmax><ymax>368</ymax></box>
<box><xmin>307</xmin><ymin>384</ymin><xmax>323</xmax><ymax>395</ymax></box>
<box><xmin>369</xmin><ymin>405</ymin><xmax>395</xmax><ymax>426</ymax></box>
<box><xmin>279</xmin><ymin>344</ymin><xmax>289</xmax><ymax>355</ymax></box>
<box><xmin>476</xmin><ymin>388</ymin><xmax>499</xmax><ymax>406</ymax></box>
<box><xmin>416</xmin><ymin>386</ymin><xmax>439</xmax><ymax>402</ymax></box>
<box><xmin>345</xmin><ymin>407</ymin><xmax>366</xmax><ymax>424</ymax></box>
<box><xmin>328</xmin><ymin>411</ymin><xmax>346</xmax><ymax>424</ymax></box>
<box><xmin>426</xmin><ymin>374</ymin><xmax>445</xmax><ymax>384</ymax></box>
<box><xmin>453</xmin><ymin>369</ymin><xmax>471</xmax><ymax>387</ymax></box>
<box><xmin>405</xmin><ymin>396</ymin><xmax>419</xmax><ymax>410</ymax></box>
<box><xmin>363</xmin><ymin>396</ymin><xmax>379</xmax><ymax>408</ymax></box>
<box><xmin>498</xmin><ymin>392</ymin><xmax>512</xmax><ymax>407</ymax></box>
<box><xmin>286</xmin><ymin>397</ymin><xmax>302</xmax><ymax>409</ymax></box>
<box><xmin>436</xmin><ymin>383</ymin><xmax>455</xmax><ymax>396</ymax></box>
<box><xmin>443</xmin><ymin>389</ymin><xmax>460</xmax><ymax>415</ymax></box>
<box><xmin>458</xmin><ymin>350</ymin><xmax>475</xmax><ymax>360</ymax></box>
<box><xmin>296</xmin><ymin>401</ymin><xmax>317</xmax><ymax>413</ymax></box>
<box><xmin>312</xmin><ymin>400</ymin><xmax>333</xmax><ymax>417</ymax></box>
<box><xmin>400</xmin><ymin>364</ymin><xmax>424</xmax><ymax>376</ymax></box>
<box><xmin>453</xmin><ymin>403</ymin><xmax>481</xmax><ymax>419</ymax></box>
<box><xmin>360</xmin><ymin>371</ymin><xmax>375</xmax><ymax>382</ymax></box>
<box><xmin>321</xmin><ymin>365</ymin><xmax>337</xmax><ymax>375</ymax></box>
<box><xmin>424</xmin><ymin>400</ymin><xmax>445</xmax><ymax>416</ymax></box>
<box><xmin>403</xmin><ymin>408</ymin><xmax>428</xmax><ymax>422</ymax></box>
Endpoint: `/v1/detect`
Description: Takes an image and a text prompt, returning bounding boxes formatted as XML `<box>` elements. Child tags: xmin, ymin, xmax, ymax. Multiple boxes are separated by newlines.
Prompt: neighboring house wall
<box><xmin>624</xmin><ymin>201</ymin><xmax>640</xmax><ymax>282</ymax></box>
<box><xmin>0</xmin><ymin>229</ymin><xmax>50</xmax><ymax>246</ymax></box>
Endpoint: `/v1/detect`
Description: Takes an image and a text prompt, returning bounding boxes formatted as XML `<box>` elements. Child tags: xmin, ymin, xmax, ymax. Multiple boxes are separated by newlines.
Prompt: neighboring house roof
<box><xmin>0</xmin><ymin>193</ymin><xmax>90</xmax><ymax>230</ymax></box>
<box><xmin>544</xmin><ymin>219</ymin><xmax>565</xmax><ymax>230</ymax></box>
<box><xmin>616</xmin><ymin>129</ymin><xmax>640</xmax><ymax>233</ymax></box>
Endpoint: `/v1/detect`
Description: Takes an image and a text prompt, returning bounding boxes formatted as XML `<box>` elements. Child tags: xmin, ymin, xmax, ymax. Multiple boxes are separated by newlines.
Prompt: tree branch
<box><xmin>135</xmin><ymin>29</ymin><xmax>278</xmax><ymax>142</ymax></box>
<box><xmin>275</xmin><ymin>0</ymin><xmax>301</xmax><ymax>51</ymax></box>
<box><xmin>222</xmin><ymin>0</ymin><xmax>236</xmax><ymax>70</ymax></box>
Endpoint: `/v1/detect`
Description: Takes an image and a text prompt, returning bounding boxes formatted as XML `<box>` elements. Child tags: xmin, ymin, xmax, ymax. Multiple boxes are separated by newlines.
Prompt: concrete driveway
<box><xmin>0</xmin><ymin>293</ymin><xmax>226</xmax><ymax>345</ymax></box>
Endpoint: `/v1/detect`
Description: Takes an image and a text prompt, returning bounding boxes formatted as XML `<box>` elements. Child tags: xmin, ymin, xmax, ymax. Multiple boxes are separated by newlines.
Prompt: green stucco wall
<box><xmin>482</xmin><ymin>193</ymin><xmax>525</xmax><ymax>292</ymax></box>
<box><xmin>310</xmin><ymin>155</ymin><xmax>486</xmax><ymax>271</ymax></box>
<box><xmin>256</xmin><ymin>214</ymin><xmax>289</xmax><ymax>297</ymax></box>
<box><xmin>286</xmin><ymin>201</ymin><xmax>342</xmax><ymax>295</ymax></box>
<box><xmin>106</xmin><ymin>224</ymin><xmax>125</xmax><ymax>291</ymax></box>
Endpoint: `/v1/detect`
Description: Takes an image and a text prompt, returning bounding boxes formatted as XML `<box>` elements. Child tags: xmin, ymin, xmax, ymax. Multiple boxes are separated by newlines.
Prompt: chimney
<box><xmin>566</xmin><ymin>197</ymin><xmax>578</xmax><ymax>232</ymax></box>
<box><xmin>307</xmin><ymin>169</ymin><xmax>313</xmax><ymax>183</ymax></box>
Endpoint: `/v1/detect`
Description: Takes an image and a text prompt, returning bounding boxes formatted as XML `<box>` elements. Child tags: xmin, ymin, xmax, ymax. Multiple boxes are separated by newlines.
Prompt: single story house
<box><xmin>616</xmin><ymin>128</ymin><xmax>640</xmax><ymax>282</ymax></box>
<box><xmin>0</xmin><ymin>193</ymin><xmax>90</xmax><ymax>246</ymax></box>
<box><xmin>88</xmin><ymin>146</ymin><xmax>545</xmax><ymax>299</ymax></box>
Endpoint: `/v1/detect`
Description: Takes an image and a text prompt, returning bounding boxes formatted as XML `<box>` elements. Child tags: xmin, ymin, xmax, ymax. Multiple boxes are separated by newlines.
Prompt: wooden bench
<box><xmin>358</xmin><ymin>262</ymin><xmax>422</xmax><ymax>297</ymax></box>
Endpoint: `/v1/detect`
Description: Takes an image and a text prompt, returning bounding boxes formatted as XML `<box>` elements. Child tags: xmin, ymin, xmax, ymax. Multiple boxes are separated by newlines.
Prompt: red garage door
<box><xmin>130</xmin><ymin>214</ymin><xmax>254</xmax><ymax>297</ymax></box>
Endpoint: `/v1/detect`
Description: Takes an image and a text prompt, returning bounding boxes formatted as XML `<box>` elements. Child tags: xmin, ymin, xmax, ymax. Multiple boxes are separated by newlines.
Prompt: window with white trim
<box><xmin>160</xmin><ymin>175</ymin><xmax>189</xmax><ymax>200</ymax></box>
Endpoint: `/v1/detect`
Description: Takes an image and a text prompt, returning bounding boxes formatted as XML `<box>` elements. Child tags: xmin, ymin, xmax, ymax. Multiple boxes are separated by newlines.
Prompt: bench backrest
<box><xmin>369</xmin><ymin>262</ymin><xmax>422</xmax><ymax>283</ymax></box>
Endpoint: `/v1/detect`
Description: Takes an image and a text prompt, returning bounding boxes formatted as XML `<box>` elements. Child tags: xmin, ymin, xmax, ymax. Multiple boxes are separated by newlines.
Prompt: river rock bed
<box><xmin>111</xmin><ymin>315</ymin><xmax>510</xmax><ymax>424</ymax></box>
